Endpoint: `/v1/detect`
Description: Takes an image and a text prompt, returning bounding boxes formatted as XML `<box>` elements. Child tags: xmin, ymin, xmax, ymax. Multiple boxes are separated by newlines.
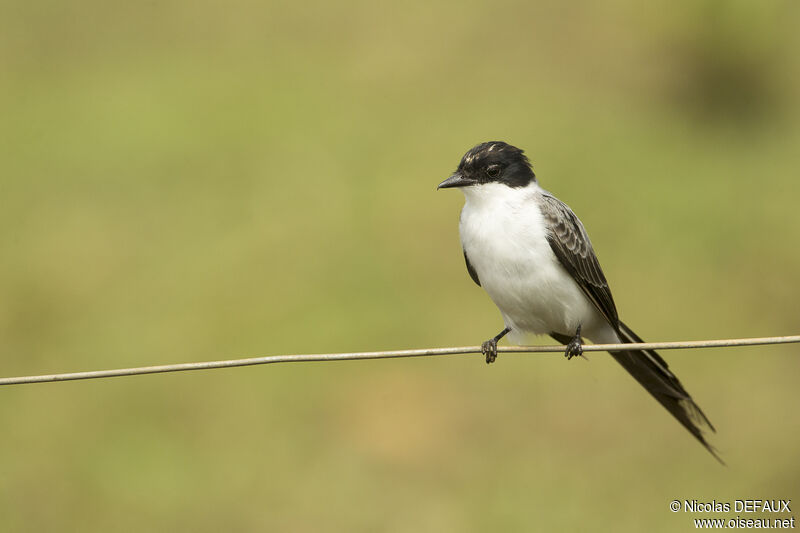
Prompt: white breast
<box><xmin>458</xmin><ymin>182</ymin><xmax>613</xmax><ymax>344</ymax></box>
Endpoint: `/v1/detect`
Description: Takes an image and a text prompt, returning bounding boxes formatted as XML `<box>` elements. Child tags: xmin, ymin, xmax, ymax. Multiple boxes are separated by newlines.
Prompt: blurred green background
<box><xmin>1</xmin><ymin>0</ymin><xmax>799</xmax><ymax>531</ymax></box>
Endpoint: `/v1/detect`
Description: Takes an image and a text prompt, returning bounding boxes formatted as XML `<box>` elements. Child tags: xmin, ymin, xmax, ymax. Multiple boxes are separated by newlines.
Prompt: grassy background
<box><xmin>1</xmin><ymin>0</ymin><xmax>799</xmax><ymax>530</ymax></box>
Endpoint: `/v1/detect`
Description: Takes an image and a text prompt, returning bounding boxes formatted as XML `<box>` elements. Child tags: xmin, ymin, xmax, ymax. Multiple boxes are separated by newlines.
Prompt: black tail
<box><xmin>613</xmin><ymin>321</ymin><xmax>723</xmax><ymax>464</ymax></box>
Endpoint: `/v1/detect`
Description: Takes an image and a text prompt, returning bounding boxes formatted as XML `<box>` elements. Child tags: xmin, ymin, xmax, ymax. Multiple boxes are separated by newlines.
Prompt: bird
<box><xmin>438</xmin><ymin>141</ymin><xmax>720</xmax><ymax>462</ymax></box>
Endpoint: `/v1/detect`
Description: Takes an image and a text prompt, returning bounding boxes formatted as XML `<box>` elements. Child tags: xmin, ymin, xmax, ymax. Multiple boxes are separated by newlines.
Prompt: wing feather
<box><xmin>539</xmin><ymin>192</ymin><xmax>619</xmax><ymax>331</ymax></box>
<box><xmin>463</xmin><ymin>250</ymin><xmax>481</xmax><ymax>286</ymax></box>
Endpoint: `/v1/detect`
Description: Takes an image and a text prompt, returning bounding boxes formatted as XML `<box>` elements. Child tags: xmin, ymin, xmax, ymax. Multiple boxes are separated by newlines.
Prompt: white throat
<box><xmin>456</xmin><ymin>180</ymin><xmax>614</xmax><ymax>344</ymax></box>
<box><xmin>460</xmin><ymin>181</ymin><xmax>540</xmax><ymax>211</ymax></box>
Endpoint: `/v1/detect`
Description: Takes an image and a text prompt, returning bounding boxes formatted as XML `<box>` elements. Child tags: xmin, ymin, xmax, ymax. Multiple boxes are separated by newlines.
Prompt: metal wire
<box><xmin>0</xmin><ymin>335</ymin><xmax>797</xmax><ymax>387</ymax></box>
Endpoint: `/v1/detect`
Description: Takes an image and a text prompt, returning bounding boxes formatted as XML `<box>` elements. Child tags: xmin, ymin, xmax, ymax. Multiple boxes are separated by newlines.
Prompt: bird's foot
<box><xmin>481</xmin><ymin>327</ymin><xmax>510</xmax><ymax>364</ymax></box>
<box><xmin>564</xmin><ymin>325</ymin><xmax>583</xmax><ymax>360</ymax></box>
<box><xmin>481</xmin><ymin>338</ymin><xmax>498</xmax><ymax>364</ymax></box>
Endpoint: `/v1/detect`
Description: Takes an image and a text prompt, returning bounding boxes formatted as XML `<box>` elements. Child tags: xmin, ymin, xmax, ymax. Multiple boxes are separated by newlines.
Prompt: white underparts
<box><xmin>458</xmin><ymin>182</ymin><xmax>619</xmax><ymax>345</ymax></box>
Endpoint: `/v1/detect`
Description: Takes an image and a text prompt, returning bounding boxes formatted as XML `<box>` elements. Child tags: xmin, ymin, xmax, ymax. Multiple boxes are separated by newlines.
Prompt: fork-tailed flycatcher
<box><xmin>438</xmin><ymin>141</ymin><xmax>720</xmax><ymax>461</ymax></box>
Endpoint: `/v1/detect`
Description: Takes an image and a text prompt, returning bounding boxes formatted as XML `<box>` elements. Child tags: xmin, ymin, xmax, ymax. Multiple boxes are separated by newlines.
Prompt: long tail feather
<box><xmin>612</xmin><ymin>321</ymin><xmax>723</xmax><ymax>464</ymax></box>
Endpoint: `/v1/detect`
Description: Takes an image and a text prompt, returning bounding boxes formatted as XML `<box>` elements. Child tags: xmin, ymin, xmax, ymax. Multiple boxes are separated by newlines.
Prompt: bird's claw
<box><xmin>564</xmin><ymin>325</ymin><xmax>583</xmax><ymax>360</ymax></box>
<box><xmin>481</xmin><ymin>339</ymin><xmax>498</xmax><ymax>364</ymax></box>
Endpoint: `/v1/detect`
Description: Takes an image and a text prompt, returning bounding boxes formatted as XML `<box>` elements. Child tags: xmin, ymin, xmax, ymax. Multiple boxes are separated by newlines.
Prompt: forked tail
<box><xmin>612</xmin><ymin>321</ymin><xmax>723</xmax><ymax>464</ymax></box>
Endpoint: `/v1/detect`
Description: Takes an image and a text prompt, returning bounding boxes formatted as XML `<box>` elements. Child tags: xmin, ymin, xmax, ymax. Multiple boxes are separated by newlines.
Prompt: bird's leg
<box><xmin>564</xmin><ymin>324</ymin><xmax>583</xmax><ymax>360</ymax></box>
<box><xmin>481</xmin><ymin>327</ymin><xmax>510</xmax><ymax>364</ymax></box>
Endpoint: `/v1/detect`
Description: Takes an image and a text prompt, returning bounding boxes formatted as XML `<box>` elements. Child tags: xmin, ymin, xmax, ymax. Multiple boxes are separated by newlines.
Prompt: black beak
<box><xmin>437</xmin><ymin>172</ymin><xmax>474</xmax><ymax>190</ymax></box>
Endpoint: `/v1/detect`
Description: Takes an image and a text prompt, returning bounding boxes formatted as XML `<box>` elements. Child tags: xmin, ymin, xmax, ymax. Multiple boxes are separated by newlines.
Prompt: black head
<box><xmin>438</xmin><ymin>141</ymin><xmax>536</xmax><ymax>190</ymax></box>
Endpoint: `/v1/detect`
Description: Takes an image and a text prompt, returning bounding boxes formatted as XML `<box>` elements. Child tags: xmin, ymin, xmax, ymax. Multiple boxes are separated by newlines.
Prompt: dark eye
<box><xmin>486</xmin><ymin>164</ymin><xmax>502</xmax><ymax>178</ymax></box>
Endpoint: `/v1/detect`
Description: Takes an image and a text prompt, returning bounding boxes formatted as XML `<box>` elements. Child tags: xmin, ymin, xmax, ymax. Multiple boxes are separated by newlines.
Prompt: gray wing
<box><xmin>541</xmin><ymin>193</ymin><xmax>721</xmax><ymax>461</ymax></box>
<box><xmin>463</xmin><ymin>250</ymin><xmax>481</xmax><ymax>286</ymax></box>
<box><xmin>539</xmin><ymin>192</ymin><xmax>619</xmax><ymax>331</ymax></box>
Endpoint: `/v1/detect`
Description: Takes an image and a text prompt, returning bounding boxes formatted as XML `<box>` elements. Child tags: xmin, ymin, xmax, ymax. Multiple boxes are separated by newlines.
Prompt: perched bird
<box><xmin>438</xmin><ymin>141</ymin><xmax>719</xmax><ymax>461</ymax></box>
